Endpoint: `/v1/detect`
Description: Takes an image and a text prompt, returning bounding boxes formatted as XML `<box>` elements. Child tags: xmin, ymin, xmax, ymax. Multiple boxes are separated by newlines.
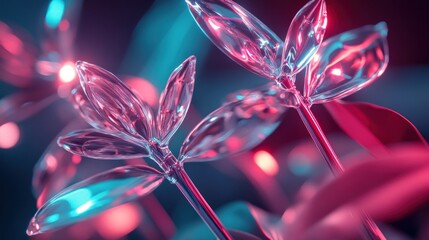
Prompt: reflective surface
<box><xmin>76</xmin><ymin>61</ymin><xmax>154</xmax><ymax>141</ymax></box>
<box><xmin>58</xmin><ymin>129</ymin><xmax>149</xmax><ymax>159</ymax></box>
<box><xmin>305</xmin><ymin>23</ymin><xmax>389</xmax><ymax>104</ymax></box>
<box><xmin>186</xmin><ymin>0</ymin><xmax>283</xmax><ymax>80</ymax></box>
<box><xmin>71</xmin><ymin>86</ymin><xmax>114</xmax><ymax>130</ymax></box>
<box><xmin>180</xmin><ymin>84</ymin><xmax>289</xmax><ymax>162</ymax></box>
<box><xmin>27</xmin><ymin>165</ymin><xmax>163</xmax><ymax>236</ymax></box>
<box><xmin>157</xmin><ymin>56</ymin><xmax>195</xmax><ymax>144</ymax></box>
<box><xmin>47</xmin><ymin>58</ymin><xmax>233</xmax><ymax>238</ymax></box>
<box><xmin>281</xmin><ymin>0</ymin><xmax>327</xmax><ymax>76</ymax></box>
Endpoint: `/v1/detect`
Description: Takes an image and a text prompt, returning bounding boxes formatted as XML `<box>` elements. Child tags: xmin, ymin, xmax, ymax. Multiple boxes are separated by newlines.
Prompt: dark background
<box><xmin>1</xmin><ymin>0</ymin><xmax>429</xmax><ymax>239</ymax></box>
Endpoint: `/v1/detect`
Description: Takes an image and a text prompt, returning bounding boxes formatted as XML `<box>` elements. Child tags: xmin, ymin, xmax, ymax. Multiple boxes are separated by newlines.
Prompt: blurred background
<box><xmin>1</xmin><ymin>0</ymin><xmax>429</xmax><ymax>239</ymax></box>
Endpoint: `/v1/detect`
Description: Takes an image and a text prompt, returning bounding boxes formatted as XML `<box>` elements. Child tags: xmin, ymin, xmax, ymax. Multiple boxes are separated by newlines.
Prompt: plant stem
<box><xmin>281</xmin><ymin>79</ymin><xmax>386</xmax><ymax>240</ymax></box>
<box><xmin>151</xmin><ymin>143</ymin><xmax>231</xmax><ymax>239</ymax></box>
<box><xmin>171</xmin><ymin>165</ymin><xmax>232</xmax><ymax>240</ymax></box>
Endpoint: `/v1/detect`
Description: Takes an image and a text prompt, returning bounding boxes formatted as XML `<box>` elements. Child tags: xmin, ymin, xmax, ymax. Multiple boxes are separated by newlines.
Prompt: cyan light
<box><xmin>45</xmin><ymin>0</ymin><xmax>65</xmax><ymax>29</ymax></box>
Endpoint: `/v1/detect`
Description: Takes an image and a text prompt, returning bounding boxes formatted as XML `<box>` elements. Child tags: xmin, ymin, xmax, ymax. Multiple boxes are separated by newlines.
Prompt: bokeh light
<box><xmin>254</xmin><ymin>150</ymin><xmax>279</xmax><ymax>176</ymax></box>
<box><xmin>59</xmin><ymin>62</ymin><xmax>76</xmax><ymax>83</ymax></box>
<box><xmin>96</xmin><ymin>203</ymin><xmax>141</xmax><ymax>239</ymax></box>
<box><xmin>0</xmin><ymin>122</ymin><xmax>20</xmax><ymax>149</ymax></box>
<box><xmin>125</xmin><ymin>77</ymin><xmax>159</xmax><ymax>107</ymax></box>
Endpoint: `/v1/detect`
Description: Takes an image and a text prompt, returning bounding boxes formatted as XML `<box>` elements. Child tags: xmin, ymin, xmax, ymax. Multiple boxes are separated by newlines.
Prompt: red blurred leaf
<box><xmin>325</xmin><ymin>100</ymin><xmax>427</xmax><ymax>153</ymax></box>
<box><xmin>358</xmin><ymin>167</ymin><xmax>429</xmax><ymax>221</ymax></box>
<box><xmin>291</xmin><ymin>145</ymin><xmax>429</xmax><ymax>233</ymax></box>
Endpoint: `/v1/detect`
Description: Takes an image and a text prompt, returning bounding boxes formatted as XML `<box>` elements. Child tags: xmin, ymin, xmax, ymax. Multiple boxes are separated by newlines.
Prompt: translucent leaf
<box><xmin>281</xmin><ymin>0</ymin><xmax>327</xmax><ymax>75</ymax></box>
<box><xmin>305</xmin><ymin>22</ymin><xmax>389</xmax><ymax>104</ymax></box>
<box><xmin>33</xmin><ymin>147</ymin><xmax>78</xmax><ymax>208</ymax></box>
<box><xmin>70</xmin><ymin>86</ymin><xmax>113</xmax><ymax>130</ymax></box>
<box><xmin>325</xmin><ymin>101</ymin><xmax>427</xmax><ymax>153</ymax></box>
<box><xmin>32</xmin><ymin>119</ymin><xmax>88</xmax><ymax>207</ymax></box>
<box><xmin>157</xmin><ymin>56</ymin><xmax>196</xmax><ymax>144</ymax></box>
<box><xmin>186</xmin><ymin>0</ymin><xmax>283</xmax><ymax>80</ymax></box>
<box><xmin>27</xmin><ymin>165</ymin><xmax>164</xmax><ymax>236</ymax></box>
<box><xmin>180</xmin><ymin>86</ymin><xmax>287</xmax><ymax>162</ymax></box>
<box><xmin>58</xmin><ymin>129</ymin><xmax>150</xmax><ymax>159</ymax></box>
<box><xmin>76</xmin><ymin>61</ymin><xmax>154</xmax><ymax>141</ymax></box>
<box><xmin>225</xmin><ymin>82</ymin><xmax>299</xmax><ymax>108</ymax></box>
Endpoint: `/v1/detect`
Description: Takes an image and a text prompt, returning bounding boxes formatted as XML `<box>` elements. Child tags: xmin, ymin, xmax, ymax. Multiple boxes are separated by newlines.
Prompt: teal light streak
<box><xmin>75</xmin><ymin>200</ymin><xmax>94</xmax><ymax>214</ymax></box>
<box><xmin>45</xmin><ymin>214</ymin><xmax>60</xmax><ymax>223</ymax></box>
<box><xmin>45</xmin><ymin>0</ymin><xmax>65</xmax><ymax>29</ymax></box>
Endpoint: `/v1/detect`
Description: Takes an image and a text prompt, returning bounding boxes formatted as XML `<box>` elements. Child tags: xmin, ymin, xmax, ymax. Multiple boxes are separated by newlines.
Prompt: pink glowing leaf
<box><xmin>58</xmin><ymin>129</ymin><xmax>150</xmax><ymax>159</ymax></box>
<box><xmin>358</xmin><ymin>163</ymin><xmax>429</xmax><ymax>222</ymax></box>
<box><xmin>27</xmin><ymin>165</ymin><xmax>164</xmax><ymax>236</ymax></box>
<box><xmin>157</xmin><ymin>56</ymin><xmax>196</xmax><ymax>144</ymax></box>
<box><xmin>292</xmin><ymin>145</ymin><xmax>429</xmax><ymax>233</ymax></box>
<box><xmin>325</xmin><ymin>101</ymin><xmax>427</xmax><ymax>153</ymax></box>
<box><xmin>186</xmin><ymin>0</ymin><xmax>283</xmax><ymax>80</ymax></box>
<box><xmin>305</xmin><ymin>22</ymin><xmax>389</xmax><ymax>104</ymax></box>
<box><xmin>0</xmin><ymin>22</ymin><xmax>36</xmax><ymax>87</ymax></box>
<box><xmin>281</xmin><ymin>0</ymin><xmax>327</xmax><ymax>76</ymax></box>
<box><xmin>76</xmin><ymin>61</ymin><xmax>154</xmax><ymax>140</ymax></box>
<box><xmin>180</xmin><ymin>85</ymin><xmax>287</xmax><ymax>162</ymax></box>
<box><xmin>70</xmin><ymin>86</ymin><xmax>114</xmax><ymax>130</ymax></box>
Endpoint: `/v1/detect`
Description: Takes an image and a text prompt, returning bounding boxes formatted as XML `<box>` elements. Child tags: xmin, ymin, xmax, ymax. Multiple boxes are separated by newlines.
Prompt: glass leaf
<box><xmin>157</xmin><ymin>56</ymin><xmax>196</xmax><ymax>144</ymax></box>
<box><xmin>27</xmin><ymin>165</ymin><xmax>164</xmax><ymax>236</ymax></box>
<box><xmin>186</xmin><ymin>0</ymin><xmax>283</xmax><ymax>80</ymax></box>
<box><xmin>33</xmin><ymin>119</ymin><xmax>88</xmax><ymax>207</ymax></box>
<box><xmin>304</xmin><ymin>22</ymin><xmax>389</xmax><ymax>104</ymax></box>
<box><xmin>58</xmin><ymin>129</ymin><xmax>150</xmax><ymax>159</ymax></box>
<box><xmin>33</xmin><ymin>146</ymin><xmax>78</xmax><ymax>208</ymax></box>
<box><xmin>281</xmin><ymin>0</ymin><xmax>327</xmax><ymax>76</ymax></box>
<box><xmin>70</xmin><ymin>86</ymin><xmax>114</xmax><ymax>130</ymax></box>
<box><xmin>180</xmin><ymin>85</ymin><xmax>287</xmax><ymax>162</ymax></box>
<box><xmin>225</xmin><ymin>82</ymin><xmax>299</xmax><ymax>108</ymax></box>
<box><xmin>76</xmin><ymin>61</ymin><xmax>154</xmax><ymax>141</ymax></box>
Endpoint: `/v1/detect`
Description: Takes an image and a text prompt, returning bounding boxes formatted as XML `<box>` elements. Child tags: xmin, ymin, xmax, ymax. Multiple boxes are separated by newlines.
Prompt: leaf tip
<box><xmin>57</xmin><ymin>136</ymin><xmax>67</xmax><ymax>149</ymax></box>
<box><xmin>75</xmin><ymin>60</ymin><xmax>92</xmax><ymax>85</ymax></box>
<box><xmin>183</xmin><ymin>55</ymin><xmax>197</xmax><ymax>72</ymax></box>
<box><xmin>375</xmin><ymin>21</ymin><xmax>388</xmax><ymax>37</ymax></box>
<box><xmin>75</xmin><ymin>60</ymin><xmax>88</xmax><ymax>75</ymax></box>
<box><xmin>26</xmin><ymin>217</ymin><xmax>40</xmax><ymax>236</ymax></box>
<box><xmin>187</xmin><ymin>55</ymin><xmax>197</xmax><ymax>63</ymax></box>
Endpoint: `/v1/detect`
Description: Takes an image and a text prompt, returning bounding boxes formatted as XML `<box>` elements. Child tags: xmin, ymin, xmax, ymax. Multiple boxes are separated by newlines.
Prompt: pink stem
<box><xmin>171</xmin><ymin>165</ymin><xmax>232</xmax><ymax>240</ymax></box>
<box><xmin>281</xmin><ymin>78</ymin><xmax>386</xmax><ymax>240</ymax></box>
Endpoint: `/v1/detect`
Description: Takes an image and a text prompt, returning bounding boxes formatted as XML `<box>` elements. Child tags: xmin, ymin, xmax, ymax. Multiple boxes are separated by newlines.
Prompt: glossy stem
<box><xmin>171</xmin><ymin>165</ymin><xmax>232</xmax><ymax>240</ymax></box>
<box><xmin>281</xmin><ymin>79</ymin><xmax>385</xmax><ymax>240</ymax></box>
